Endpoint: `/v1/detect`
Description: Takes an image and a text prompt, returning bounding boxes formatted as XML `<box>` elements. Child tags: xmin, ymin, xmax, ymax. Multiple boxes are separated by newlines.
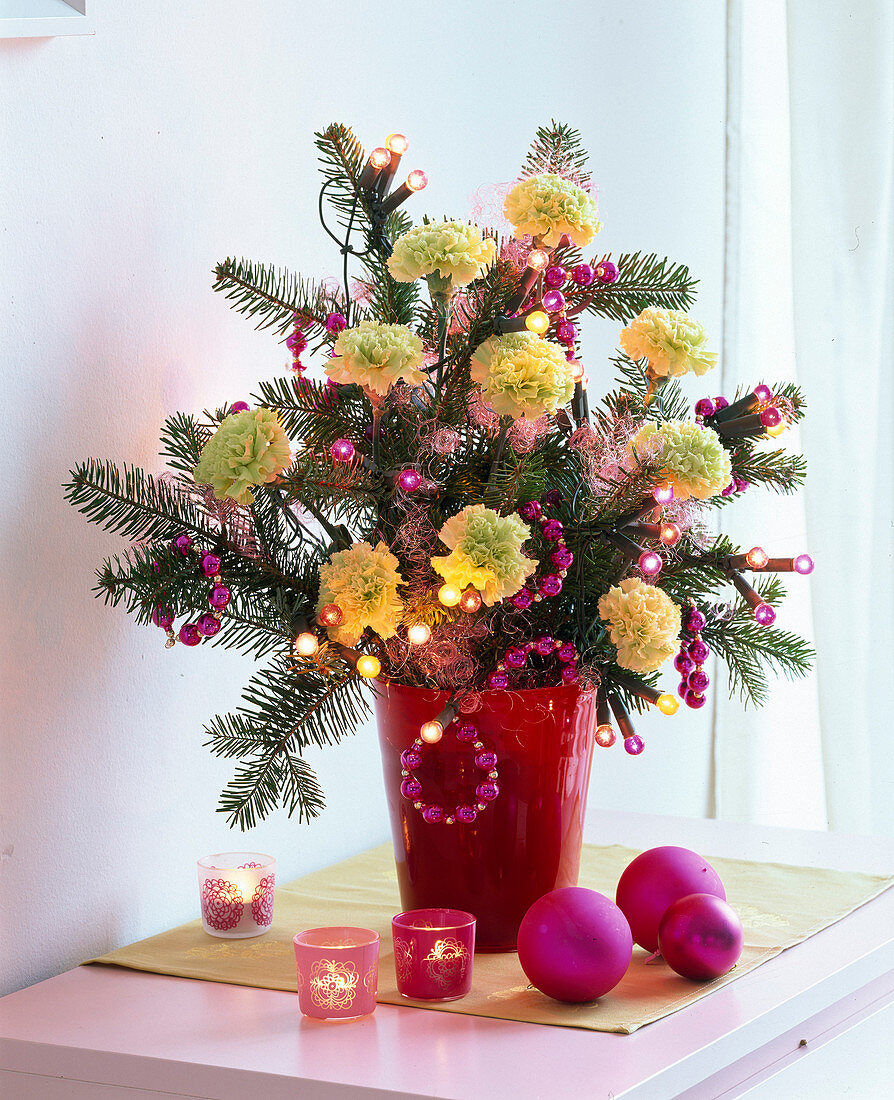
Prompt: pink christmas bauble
<box><xmin>616</xmin><ymin>846</ymin><xmax>726</xmax><ymax>953</ymax></box>
<box><xmin>517</xmin><ymin>887</ymin><xmax>633</xmax><ymax>1003</ymax></box>
<box><xmin>658</xmin><ymin>893</ymin><xmax>744</xmax><ymax>980</ymax></box>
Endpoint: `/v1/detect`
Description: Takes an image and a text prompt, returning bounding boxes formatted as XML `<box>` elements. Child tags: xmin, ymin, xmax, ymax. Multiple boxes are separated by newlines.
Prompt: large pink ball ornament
<box><xmin>658</xmin><ymin>893</ymin><xmax>744</xmax><ymax>980</ymax></box>
<box><xmin>616</xmin><ymin>846</ymin><xmax>726</xmax><ymax>953</ymax></box>
<box><xmin>517</xmin><ymin>887</ymin><xmax>633</xmax><ymax>1003</ymax></box>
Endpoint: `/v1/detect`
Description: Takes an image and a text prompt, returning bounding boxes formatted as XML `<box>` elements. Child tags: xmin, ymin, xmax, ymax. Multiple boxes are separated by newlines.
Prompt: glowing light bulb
<box><xmin>656</xmin><ymin>693</ymin><xmax>679</xmax><ymax>716</ymax></box>
<box><xmin>385</xmin><ymin>133</ymin><xmax>409</xmax><ymax>154</ymax></box>
<box><xmin>438</xmin><ymin>583</ymin><xmax>462</xmax><ymax>608</ymax></box>
<box><xmin>295</xmin><ymin>632</ymin><xmax>319</xmax><ymax>656</ymax></box>
<box><xmin>527</xmin><ymin>249</ymin><xmax>549</xmax><ymax>272</ymax></box>
<box><xmin>659</xmin><ymin>522</ymin><xmax>681</xmax><ymax>547</ymax></box>
<box><xmin>595</xmin><ymin>724</ymin><xmax>616</xmax><ymax>748</ymax></box>
<box><xmin>459</xmin><ymin>589</ymin><xmax>482</xmax><ymax>613</ymax></box>
<box><xmin>638</xmin><ymin>550</ymin><xmax>663</xmax><ymax>577</ymax></box>
<box><xmin>406</xmin><ymin>169</ymin><xmax>428</xmax><ymax>191</ymax></box>
<box><xmin>745</xmin><ymin>546</ymin><xmax>769</xmax><ymax>569</ymax></box>
<box><xmin>765</xmin><ymin>419</ymin><xmax>787</xmax><ymax>437</ymax></box>
<box><xmin>407</xmin><ymin>622</ymin><xmax>431</xmax><ymax>645</ymax></box>
<box><xmin>793</xmin><ymin>553</ymin><xmax>814</xmax><ymax>575</ymax></box>
<box><xmin>420</xmin><ymin>720</ymin><xmax>444</xmax><ymax>744</ymax></box>
<box><xmin>318</xmin><ymin>603</ymin><xmax>343</xmax><ymax>627</ymax></box>
<box><xmin>753</xmin><ymin>383</ymin><xmax>773</xmax><ymax>403</ymax></box>
<box><xmin>525</xmin><ymin>310</ymin><xmax>550</xmax><ymax>335</ymax></box>
<box><xmin>653</xmin><ymin>483</ymin><xmax>675</xmax><ymax>505</ymax></box>
<box><xmin>760</xmin><ymin>406</ymin><xmax>783</xmax><ymax>429</ymax></box>
<box><xmin>369</xmin><ymin>147</ymin><xmax>391</xmax><ymax>169</ymax></box>
<box><xmin>356</xmin><ymin>654</ymin><xmax>381</xmax><ymax>678</ymax></box>
<box><xmin>569</xmin><ymin>359</ymin><xmax>585</xmax><ymax>383</ymax></box>
<box><xmin>753</xmin><ymin>603</ymin><xmax>776</xmax><ymax>626</ymax></box>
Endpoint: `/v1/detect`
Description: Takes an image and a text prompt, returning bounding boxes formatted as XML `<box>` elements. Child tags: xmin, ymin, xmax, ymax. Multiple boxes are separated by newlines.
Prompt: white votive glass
<box><xmin>197</xmin><ymin>852</ymin><xmax>276</xmax><ymax>939</ymax></box>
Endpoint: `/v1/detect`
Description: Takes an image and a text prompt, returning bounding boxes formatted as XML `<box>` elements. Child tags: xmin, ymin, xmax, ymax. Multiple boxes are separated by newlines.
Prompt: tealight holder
<box><xmin>196</xmin><ymin>852</ymin><xmax>276</xmax><ymax>939</ymax></box>
<box><xmin>293</xmin><ymin>927</ymin><xmax>380</xmax><ymax>1020</ymax></box>
<box><xmin>391</xmin><ymin>908</ymin><xmax>476</xmax><ymax>1001</ymax></box>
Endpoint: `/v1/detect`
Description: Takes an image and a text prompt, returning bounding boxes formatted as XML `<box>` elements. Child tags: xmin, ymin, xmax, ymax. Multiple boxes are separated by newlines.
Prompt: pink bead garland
<box><xmin>399</xmin><ymin>721</ymin><xmax>500</xmax><ymax>825</ymax></box>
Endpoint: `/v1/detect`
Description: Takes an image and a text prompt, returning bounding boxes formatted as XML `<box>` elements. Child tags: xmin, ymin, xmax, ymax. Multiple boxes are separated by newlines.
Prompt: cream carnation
<box><xmin>316</xmin><ymin>541</ymin><xmax>405</xmax><ymax>646</ymax></box>
<box><xmin>431</xmin><ymin>504</ymin><xmax>536</xmax><ymax>606</ymax></box>
<box><xmin>387</xmin><ymin>220</ymin><xmax>496</xmax><ymax>293</ymax></box>
<box><xmin>631</xmin><ymin>420</ymin><xmax>732</xmax><ymax>501</ymax></box>
<box><xmin>598</xmin><ymin>577</ymin><xmax>681</xmax><ymax>674</ymax></box>
<box><xmin>325</xmin><ymin>320</ymin><xmax>425</xmax><ymax>397</ymax></box>
<box><xmin>470</xmin><ymin>332</ymin><xmax>574</xmax><ymax>421</ymax></box>
<box><xmin>192</xmin><ymin>408</ymin><xmax>291</xmax><ymax>505</ymax></box>
<box><xmin>503</xmin><ymin>173</ymin><xmax>602</xmax><ymax>248</ymax></box>
<box><xmin>619</xmin><ymin>308</ymin><xmax>717</xmax><ymax>379</ymax></box>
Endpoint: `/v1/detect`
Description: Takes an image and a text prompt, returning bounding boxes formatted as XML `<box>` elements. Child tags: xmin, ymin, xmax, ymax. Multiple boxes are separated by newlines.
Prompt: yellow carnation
<box><xmin>503</xmin><ymin>173</ymin><xmax>602</xmax><ymax>248</ymax></box>
<box><xmin>470</xmin><ymin>332</ymin><xmax>574</xmax><ymax>421</ymax></box>
<box><xmin>387</xmin><ymin>220</ymin><xmax>496</xmax><ymax>294</ymax></box>
<box><xmin>316</xmin><ymin>541</ymin><xmax>405</xmax><ymax>646</ymax></box>
<box><xmin>325</xmin><ymin>320</ymin><xmax>425</xmax><ymax>397</ymax></box>
<box><xmin>598</xmin><ymin>577</ymin><xmax>681</xmax><ymax>674</ymax></box>
<box><xmin>192</xmin><ymin>408</ymin><xmax>291</xmax><ymax>505</ymax></box>
<box><xmin>431</xmin><ymin>504</ymin><xmax>536</xmax><ymax>606</ymax></box>
<box><xmin>619</xmin><ymin>308</ymin><xmax>717</xmax><ymax>378</ymax></box>
<box><xmin>630</xmin><ymin>420</ymin><xmax>732</xmax><ymax>501</ymax></box>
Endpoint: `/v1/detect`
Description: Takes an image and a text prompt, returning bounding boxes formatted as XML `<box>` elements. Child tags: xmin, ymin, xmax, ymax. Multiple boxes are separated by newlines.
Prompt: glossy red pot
<box><xmin>375</xmin><ymin>681</ymin><xmax>597</xmax><ymax>951</ymax></box>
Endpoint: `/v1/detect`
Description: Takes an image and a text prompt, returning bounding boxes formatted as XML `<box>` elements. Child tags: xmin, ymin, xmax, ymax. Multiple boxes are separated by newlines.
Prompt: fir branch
<box><xmin>159</xmin><ymin>411</ymin><xmax>211</xmax><ymax>474</ymax></box>
<box><xmin>569</xmin><ymin>252</ymin><xmax>699</xmax><ymax>324</ymax></box>
<box><xmin>213</xmin><ymin>257</ymin><xmax>333</xmax><ymax>338</ymax></box>
<box><xmin>314</xmin><ymin>123</ymin><xmax>371</xmax><ymax>229</ymax></box>
<box><xmin>522</xmin><ymin>120</ymin><xmax>591</xmax><ymax>186</ymax></box>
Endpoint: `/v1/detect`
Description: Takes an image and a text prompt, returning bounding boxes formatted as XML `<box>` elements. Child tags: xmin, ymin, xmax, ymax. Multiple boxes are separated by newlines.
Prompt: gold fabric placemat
<box><xmin>87</xmin><ymin>843</ymin><xmax>894</xmax><ymax>1033</ymax></box>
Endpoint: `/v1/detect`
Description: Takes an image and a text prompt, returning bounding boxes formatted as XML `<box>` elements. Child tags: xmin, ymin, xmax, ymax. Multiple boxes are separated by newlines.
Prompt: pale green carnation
<box><xmin>630</xmin><ymin>420</ymin><xmax>732</xmax><ymax>501</ymax></box>
<box><xmin>620</xmin><ymin>308</ymin><xmax>717</xmax><ymax>379</ymax></box>
<box><xmin>470</xmin><ymin>332</ymin><xmax>575</xmax><ymax>421</ymax></box>
<box><xmin>192</xmin><ymin>408</ymin><xmax>291</xmax><ymax>505</ymax></box>
<box><xmin>431</xmin><ymin>504</ymin><xmax>536</xmax><ymax>606</ymax></box>
<box><xmin>325</xmin><ymin>320</ymin><xmax>425</xmax><ymax>397</ymax></box>
<box><xmin>598</xmin><ymin>577</ymin><xmax>681</xmax><ymax>674</ymax></box>
<box><xmin>503</xmin><ymin>173</ymin><xmax>602</xmax><ymax>247</ymax></box>
<box><xmin>316</xmin><ymin>541</ymin><xmax>405</xmax><ymax>646</ymax></box>
<box><xmin>387</xmin><ymin>220</ymin><xmax>496</xmax><ymax>293</ymax></box>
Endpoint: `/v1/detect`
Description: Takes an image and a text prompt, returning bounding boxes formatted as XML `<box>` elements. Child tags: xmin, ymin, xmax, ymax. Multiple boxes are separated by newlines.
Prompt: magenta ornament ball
<box><xmin>615</xmin><ymin>846</ymin><xmax>727</xmax><ymax>953</ymax></box>
<box><xmin>658</xmin><ymin>893</ymin><xmax>744</xmax><ymax>980</ymax></box>
<box><xmin>517</xmin><ymin>887</ymin><xmax>633</xmax><ymax>1003</ymax></box>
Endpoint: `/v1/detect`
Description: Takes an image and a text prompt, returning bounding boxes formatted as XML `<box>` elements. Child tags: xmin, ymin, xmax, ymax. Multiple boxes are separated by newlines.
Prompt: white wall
<box><xmin>0</xmin><ymin>0</ymin><xmax>726</xmax><ymax>995</ymax></box>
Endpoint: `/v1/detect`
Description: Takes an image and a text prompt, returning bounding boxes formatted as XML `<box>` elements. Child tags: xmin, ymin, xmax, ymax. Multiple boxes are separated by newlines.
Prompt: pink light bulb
<box><xmin>638</xmin><ymin>551</ymin><xmax>663</xmax><ymax>577</ymax></box>
<box><xmin>330</xmin><ymin>438</ymin><xmax>355</xmax><ymax>462</ymax></box>
<box><xmin>760</xmin><ymin>406</ymin><xmax>783</xmax><ymax>428</ymax></box>
<box><xmin>753</xmin><ymin>384</ymin><xmax>773</xmax><ymax>403</ymax></box>
<box><xmin>745</xmin><ymin>546</ymin><xmax>769</xmax><ymax>569</ymax></box>
<box><xmin>793</xmin><ymin>553</ymin><xmax>814</xmax><ymax>575</ymax></box>
<box><xmin>369</xmin><ymin>147</ymin><xmax>391</xmax><ymax>169</ymax></box>
<box><xmin>653</xmin><ymin>484</ymin><xmax>674</xmax><ymax>505</ymax></box>
<box><xmin>753</xmin><ymin>602</ymin><xmax>777</xmax><ymax>626</ymax></box>
<box><xmin>406</xmin><ymin>169</ymin><xmax>428</xmax><ymax>191</ymax></box>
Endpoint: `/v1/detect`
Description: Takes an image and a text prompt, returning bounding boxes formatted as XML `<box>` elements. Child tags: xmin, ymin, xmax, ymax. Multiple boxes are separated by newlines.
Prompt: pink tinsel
<box><xmin>508</xmin><ymin>414</ymin><xmax>551</xmax><ymax>454</ymax></box>
<box><xmin>571</xmin><ymin>414</ymin><xmax>641</xmax><ymax>497</ymax></box>
<box><xmin>468</xmin><ymin>388</ymin><xmax>501</xmax><ymax>433</ymax></box>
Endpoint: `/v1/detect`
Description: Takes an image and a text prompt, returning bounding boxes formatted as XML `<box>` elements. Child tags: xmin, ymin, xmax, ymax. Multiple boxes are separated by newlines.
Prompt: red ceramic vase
<box><xmin>375</xmin><ymin>681</ymin><xmax>597</xmax><ymax>951</ymax></box>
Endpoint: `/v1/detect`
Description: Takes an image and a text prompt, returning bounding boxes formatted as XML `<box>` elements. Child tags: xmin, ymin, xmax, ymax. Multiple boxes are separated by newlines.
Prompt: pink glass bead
<box><xmin>550</xmin><ymin>546</ymin><xmax>574</xmax><ymax>569</ymax></box>
<box><xmin>542</xmin><ymin>289</ymin><xmax>566</xmax><ymax>313</ymax></box>
<box><xmin>595</xmin><ymin>726</ymin><xmax>616</xmax><ymax>748</ymax></box>
<box><xmin>557</xmin><ymin>642</ymin><xmax>577</xmax><ymax>663</ymax></box>
<box><xmin>286</xmin><ymin>329</ymin><xmax>307</xmax><ymax>353</ymax></box>
<box><xmin>475</xmin><ymin>751</ymin><xmax>498</xmax><ymax>771</ymax></box>
<box><xmin>638</xmin><ymin>550</ymin><xmax>663</xmax><ymax>577</ymax></box>
<box><xmin>753</xmin><ymin>383</ymin><xmax>773</xmax><ymax>403</ymax></box>
<box><xmin>504</xmin><ymin>645</ymin><xmax>527</xmax><ymax>669</ymax></box>
<box><xmin>330</xmin><ymin>438</ymin><xmax>356</xmax><ymax>462</ymax></box>
<box><xmin>209</xmin><ymin>584</ymin><xmax>231</xmax><ymax>610</ymax></box>
<box><xmin>173</xmin><ymin>533</ymin><xmax>192</xmax><ymax>555</ymax></box>
<box><xmin>694</xmin><ymin>398</ymin><xmax>715</xmax><ymax>419</ymax></box>
<box><xmin>714</xmin><ymin>396</ymin><xmax>729</xmax><ymax>411</ymax></box>
<box><xmin>721</xmin><ymin>480</ymin><xmax>737</xmax><ymax>497</ymax></box>
<box><xmin>476</xmin><ymin>781</ymin><xmax>500</xmax><ymax>802</ymax></box>
<box><xmin>685</xmin><ymin>691</ymin><xmax>707</xmax><ymax>709</ymax></box>
<box><xmin>555</xmin><ymin>320</ymin><xmax>577</xmax><ymax>344</ymax></box>
<box><xmin>624</xmin><ymin>735</ymin><xmax>645</xmax><ymax>755</ymax></box>
<box><xmin>401</xmin><ymin>748</ymin><xmax>422</xmax><ymax>770</ymax></box>
<box><xmin>487</xmin><ymin>670</ymin><xmax>509</xmax><ymax>690</ymax></box>
<box><xmin>542</xmin><ymin>519</ymin><xmax>564</xmax><ymax>542</ymax></box>
<box><xmin>595</xmin><ymin>260</ymin><xmax>619</xmax><ymax>284</ymax></box>
<box><xmin>196</xmin><ymin>613</ymin><xmax>221</xmax><ymax>637</ymax></box>
<box><xmin>539</xmin><ymin>573</ymin><xmax>563</xmax><ymax>597</ymax></box>
<box><xmin>542</xmin><ymin>489</ymin><xmax>563</xmax><ymax>508</ymax></box>
<box><xmin>178</xmin><ymin>622</ymin><xmax>201</xmax><ymax>646</ymax></box>
<box><xmin>229</xmin><ymin>401</ymin><xmax>250</xmax><ymax>414</ymax></box>
<box><xmin>571</xmin><ymin>263</ymin><xmax>594</xmax><ymax>286</ymax></box>
<box><xmin>688</xmin><ymin>638</ymin><xmax>710</xmax><ymax>663</ymax></box>
<box><xmin>544</xmin><ymin>266</ymin><xmax>566</xmax><ymax>288</ymax></box>
<box><xmin>519</xmin><ymin>500</ymin><xmax>542</xmax><ymax>522</ymax></box>
<box><xmin>456</xmin><ymin>804</ymin><xmax>478</xmax><ymax>823</ymax></box>
<box><xmin>151</xmin><ymin>606</ymin><xmax>175</xmax><ymax>630</ymax></box>
<box><xmin>325</xmin><ymin>312</ymin><xmax>347</xmax><ymax>334</ymax></box>
<box><xmin>200</xmin><ymin>552</ymin><xmax>221</xmax><ymax>577</ymax></box>
<box><xmin>754</xmin><ymin>602</ymin><xmax>777</xmax><ymax>626</ymax></box>
<box><xmin>793</xmin><ymin>553</ymin><xmax>814</xmax><ymax>575</ymax></box>
<box><xmin>678</xmin><ymin>679</ymin><xmax>690</xmax><ymax>697</ymax></box>
<box><xmin>511</xmin><ymin>588</ymin><xmax>534</xmax><ymax>610</ymax></box>
<box><xmin>534</xmin><ymin>635</ymin><xmax>555</xmax><ymax>656</ymax></box>
<box><xmin>684</xmin><ymin>608</ymin><xmax>707</xmax><ymax>633</ymax></box>
<box><xmin>398</xmin><ymin>468</ymin><xmax>422</xmax><ymax>492</ymax></box>
<box><xmin>401</xmin><ymin>777</ymin><xmax>422</xmax><ymax>799</ymax></box>
<box><xmin>760</xmin><ymin>406</ymin><xmax>783</xmax><ymax>428</ymax></box>
<box><xmin>674</xmin><ymin>651</ymin><xmax>694</xmax><ymax>674</ymax></box>
<box><xmin>735</xmin><ymin>477</ymin><xmax>751</xmax><ymax>493</ymax></box>
<box><xmin>423</xmin><ymin>805</ymin><xmax>444</xmax><ymax>824</ymax></box>
<box><xmin>560</xmin><ymin>663</ymin><xmax>578</xmax><ymax>683</ymax></box>
<box><xmin>456</xmin><ymin>723</ymin><xmax>478</xmax><ymax>742</ymax></box>
<box><xmin>688</xmin><ymin>668</ymin><xmax>710</xmax><ymax>692</ymax></box>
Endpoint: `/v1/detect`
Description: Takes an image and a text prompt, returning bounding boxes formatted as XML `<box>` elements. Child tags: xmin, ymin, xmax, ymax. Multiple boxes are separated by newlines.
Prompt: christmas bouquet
<box><xmin>65</xmin><ymin>123</ymin><xmax>814</xmax><ymax>831</ymax></box>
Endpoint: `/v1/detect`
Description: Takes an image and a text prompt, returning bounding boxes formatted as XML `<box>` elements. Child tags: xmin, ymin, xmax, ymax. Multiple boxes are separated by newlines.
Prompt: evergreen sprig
<box><xmin>213</xmin><ymin>258</ymin><xmax>334</xmax><ymax>338</ymax></box>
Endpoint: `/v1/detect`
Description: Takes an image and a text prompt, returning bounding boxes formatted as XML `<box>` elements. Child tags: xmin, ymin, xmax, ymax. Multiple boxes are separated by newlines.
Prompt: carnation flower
<box><xmin>503</xmin><ymin>173</ymin><xmax>602</xmax><ymax>248</ymax></box>
<box><xmin>470</xmin><ymin>332</ymin><xmax>575</xmax><ymax>421</ymax></box>
<box><xmin>431</xmin><ymin>504</ymin><xmax>536</xmax><ymax>605</ymax></box>
<box><xmin>630</xmin><ymin>420</ymin><xmax>732</xmax><ymax>501</ymax></box>
<box><xmin>325</xmin><ymin>320</ymin><xmax>425</xmax><ymax>397</ymax></box>
<box><xmin>598</xmin><ymin>577</ymin><xmax>681</xmax><ymax>674</ymax></box>
<box><xmin>387</xmin><ymin>220</ymin><xmax>496</xmax><ymax>294</ymax></box>
<box><xmin>619</xmin><ymin>308</ymin><xmax>717</xmax><ymax>378</ymax></box>
<box><xmin>192</xmin><ymin>408</ymin><xmax>291</xmax><ymax>505</ymax></box>
<box><xmin>316</xmin><ymin>541</ymin><xmax>405</xmax><ymax>646</ymax></box>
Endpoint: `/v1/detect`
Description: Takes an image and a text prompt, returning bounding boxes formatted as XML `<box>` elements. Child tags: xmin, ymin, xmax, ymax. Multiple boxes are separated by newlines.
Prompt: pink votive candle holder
<box><xmin>293</xmin><ymin>927</ymin><xmax>380</xmax><ymax>1020</ymax></box>
<box><xmin>197</xmin><ymin>852</ymin><xmax>275</xmax><ymax>939</ymax></box>
<box><xmin>392</xmin><ymin>908</ymin><xmax>476</xmax><ymax>1001</ymax></box>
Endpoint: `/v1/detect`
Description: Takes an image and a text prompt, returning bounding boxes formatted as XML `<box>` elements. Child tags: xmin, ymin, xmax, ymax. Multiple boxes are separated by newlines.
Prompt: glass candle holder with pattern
<box><xmin>391</xmin><ymin>908</ymin><xmax>476</xmax><ymax>1001</ymax></box>
<box><xmin>293</xmin><ymin>927</ymin><xmax>380</xmax><ymax>1020</ymax></box>
<box><xmin>196</xmin><ymin>852</ymin><xmax>276</xmax><ymax>939</ymax></box>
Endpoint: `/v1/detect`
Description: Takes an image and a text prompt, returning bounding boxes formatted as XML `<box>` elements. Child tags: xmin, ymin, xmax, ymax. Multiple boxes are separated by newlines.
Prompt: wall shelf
<box><xmin>0</xmin><ymin>0</ymin><xmax>93</xmax><ymax>38</ymax></box>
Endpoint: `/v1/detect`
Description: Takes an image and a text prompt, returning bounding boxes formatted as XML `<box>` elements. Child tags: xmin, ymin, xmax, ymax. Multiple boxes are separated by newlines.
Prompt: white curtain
<box><xmin>715</xmin><ymin>0</ymin><xmax>894</xmax><ymax>834</ymax></box>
